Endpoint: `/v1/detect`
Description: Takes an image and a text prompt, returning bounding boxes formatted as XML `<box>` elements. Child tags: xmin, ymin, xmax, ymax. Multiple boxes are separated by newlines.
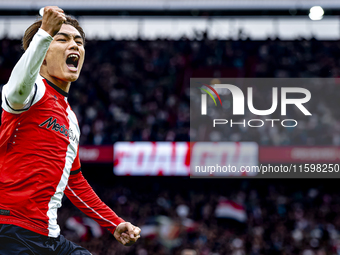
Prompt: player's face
<box><xmin>44</xmin><ymin>24</ymin><xmax>85</xmax><ymax>83</ymax></box>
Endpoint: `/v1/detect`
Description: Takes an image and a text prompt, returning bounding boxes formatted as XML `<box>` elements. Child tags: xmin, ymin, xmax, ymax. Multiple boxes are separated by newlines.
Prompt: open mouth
<box><xmin>66</xmin><ymin>54</ymin><xmax>80</xmax><ymax>72</ymax></box>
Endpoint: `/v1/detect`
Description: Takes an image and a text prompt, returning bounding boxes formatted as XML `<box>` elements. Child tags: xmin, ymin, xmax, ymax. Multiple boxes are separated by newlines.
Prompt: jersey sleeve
<box><xmin>2</xmin><ymin>28</ymin><xmax>53</xmax><ymax>113</ymax></box>
<box><xmin>65</xmin><ymin>171</ymin><xmax>125</xmax><ymax>234</ymax></box>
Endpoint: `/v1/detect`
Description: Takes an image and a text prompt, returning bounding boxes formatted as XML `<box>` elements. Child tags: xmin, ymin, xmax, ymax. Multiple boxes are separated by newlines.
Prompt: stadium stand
<box><xmin>1</xmin><ymin>36</ymin><xmax>340</xmax><ymax>254</ymax></box>
<box><xmin>1</xmin><ymin>37</ymin><xmax>340</xmax><ymax>146</ymax></box>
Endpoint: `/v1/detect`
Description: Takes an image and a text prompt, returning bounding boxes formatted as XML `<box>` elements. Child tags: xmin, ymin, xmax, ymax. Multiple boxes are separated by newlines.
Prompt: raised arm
<box><xmin>4</xmin><ymin>6</ymin><xmax>66</xmax><ymax>110</ymax></box>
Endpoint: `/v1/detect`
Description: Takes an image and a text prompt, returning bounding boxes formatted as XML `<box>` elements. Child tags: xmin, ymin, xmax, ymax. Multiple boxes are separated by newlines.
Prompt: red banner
<box><xmin>79</xmin><ymin>145</ymin><xmax>113</xmax><ymax>163</ymax></box>
<box><xmin>260</xmin><ymin>146</ymin><xmax>340</xmax><ymax>163</ymax></box>
<box><xmin>113</xmin><ymin>142</ymin><xmax>191</xmax><ymax>176</ymax></box>
<box><xmin>79</xmin><ymin>144</ymin><xmax>340</xmax><ymax>166</ymax></box>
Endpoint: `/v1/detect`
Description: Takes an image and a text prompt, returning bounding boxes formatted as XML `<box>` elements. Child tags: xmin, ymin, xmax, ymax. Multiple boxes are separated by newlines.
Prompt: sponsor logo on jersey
<box><xmin>39</xmin><ymin>117</ymin><xmax>79</xmax><ymax>144</ymax></box>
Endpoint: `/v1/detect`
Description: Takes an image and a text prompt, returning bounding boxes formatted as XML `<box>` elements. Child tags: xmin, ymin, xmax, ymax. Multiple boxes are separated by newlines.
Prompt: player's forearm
<box><xmin>5</xmin><ymin>28</ymin><xmax>53</xmax><ymax>108</ymax></box>
<box><xmin>65</xmin><ymin>172</ymin><xmax>125</xmax><ymax>234</ymax></box>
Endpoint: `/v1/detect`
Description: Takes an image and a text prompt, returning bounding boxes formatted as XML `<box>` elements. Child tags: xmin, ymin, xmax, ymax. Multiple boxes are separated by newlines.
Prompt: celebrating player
<box><xmin>0</xmin><ymin>6</ymin><xmax>140</xmax><ymax>254</ymax></box>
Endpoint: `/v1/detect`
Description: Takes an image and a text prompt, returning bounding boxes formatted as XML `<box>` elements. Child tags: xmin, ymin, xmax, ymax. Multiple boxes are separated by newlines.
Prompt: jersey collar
<box><xmin>44</xmin><ymin>78</ymin><xmax>69</xmax><ymax>98</ymax></box>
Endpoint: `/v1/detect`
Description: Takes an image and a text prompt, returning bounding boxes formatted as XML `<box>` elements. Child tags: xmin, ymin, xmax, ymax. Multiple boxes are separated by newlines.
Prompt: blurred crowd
<box><xmin>2</xmin><ymin>36</ymin><xmax>340</xmax><ymax>254</ymax></box>
<box><xmin>57</xmin><ymin>178</ymin><xmax>340</xmax><ymax>255</ymax></box>
<box><xmin>1</xmin><ymin>37</ymin><xmax>340</xmax><ymax>145</ymax></box>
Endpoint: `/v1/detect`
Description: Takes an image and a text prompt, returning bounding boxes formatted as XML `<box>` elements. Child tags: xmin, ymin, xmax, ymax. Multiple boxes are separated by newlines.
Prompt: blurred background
<box><xmin>1</xmin><ymin>0</ymin><xmax>340</xmax><ymax>254</ymax></box>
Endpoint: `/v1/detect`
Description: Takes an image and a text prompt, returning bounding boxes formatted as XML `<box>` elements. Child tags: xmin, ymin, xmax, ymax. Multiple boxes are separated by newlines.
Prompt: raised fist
<box><xmin>40</xmin><ymin>6</ymin><xmax>67</xmax><ymax>37</ymax></box>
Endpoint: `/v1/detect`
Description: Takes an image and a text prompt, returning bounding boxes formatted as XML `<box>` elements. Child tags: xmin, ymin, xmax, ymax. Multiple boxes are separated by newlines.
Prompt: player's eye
<box><xmin>57</xmin><ymin>39</ymin><xmax>66</xmax><ymax>42</ymax></box>
<box><xmin>76</xmin><ymin>41</ymin><xmax>83</xmax><ymax>45</ymax></box>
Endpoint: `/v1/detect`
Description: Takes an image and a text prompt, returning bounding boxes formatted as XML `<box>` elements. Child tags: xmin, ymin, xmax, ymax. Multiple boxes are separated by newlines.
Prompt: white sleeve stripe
<box><xmin>66</xmin><ymin>185</ymin><xmax>117</xmax><ymax>227</ymax></box>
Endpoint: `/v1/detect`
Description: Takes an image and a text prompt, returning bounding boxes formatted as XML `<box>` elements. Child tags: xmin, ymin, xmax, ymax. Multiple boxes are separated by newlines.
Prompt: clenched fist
<box><xmin>40</xmin><ymin>6</ymin><xmax>66</xmax><ymax>37</ymax></box>
<box><xmin>114</xmin><ymin>222</ymin><xmax>141</xmax><ymax>246</ymax></box>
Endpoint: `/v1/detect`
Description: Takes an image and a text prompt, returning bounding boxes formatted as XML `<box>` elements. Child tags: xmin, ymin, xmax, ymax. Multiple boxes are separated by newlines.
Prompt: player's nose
<box><xmin>69</xmin><ymin>40</ymin><xmax>79</xmax><ymax>51</ymax></box>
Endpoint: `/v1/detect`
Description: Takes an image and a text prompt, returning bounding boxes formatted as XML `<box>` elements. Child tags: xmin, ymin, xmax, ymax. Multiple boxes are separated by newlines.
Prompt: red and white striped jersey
<box><xmin>0</xmin><ymin>28</ymin><xmax>124</xmax><ymax>238</ymax></box>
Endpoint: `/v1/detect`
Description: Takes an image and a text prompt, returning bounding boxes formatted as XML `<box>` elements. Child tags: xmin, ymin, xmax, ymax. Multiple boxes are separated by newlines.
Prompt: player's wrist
<box><xmin>37</xmin><ymin>28</ymin><xmax>54</xmax><ymax>40</ymax></box>
<box><xmin>40</xmin><ymin>25</ymin><xmax>56</xmax><ymax>37</ymax></box>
